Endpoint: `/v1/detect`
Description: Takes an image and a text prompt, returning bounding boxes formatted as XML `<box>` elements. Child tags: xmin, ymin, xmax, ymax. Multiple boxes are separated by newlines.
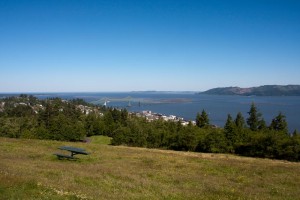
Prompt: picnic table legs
<box><xmin>71</xmin><ymin>152</ymin><xmax>76</xmax><ymax>157</ymax></box>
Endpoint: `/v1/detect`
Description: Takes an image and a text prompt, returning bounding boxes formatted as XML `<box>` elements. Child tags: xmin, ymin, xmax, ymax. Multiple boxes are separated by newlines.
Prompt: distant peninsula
<box><xmin>200</xmin><ymin>85</ymin><xmax>300</xmax><ymax>96</ymax></box>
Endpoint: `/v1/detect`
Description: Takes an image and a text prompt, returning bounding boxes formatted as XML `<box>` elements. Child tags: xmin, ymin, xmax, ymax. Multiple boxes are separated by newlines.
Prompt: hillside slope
<box><xmin>201</xmin><ymin>85</ymin><xmax>300</xmax><ymax>96</ymax></box>
<box><xmin>1</xmin><ymin>137</ymin><xmax>300</xmax><ymax>199</ymax></box>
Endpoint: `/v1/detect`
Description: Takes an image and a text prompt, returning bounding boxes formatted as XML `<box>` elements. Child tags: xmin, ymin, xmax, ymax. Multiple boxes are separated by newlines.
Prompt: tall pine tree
<box><xmin>270</xmin><ymin>112</ymin><xmax>288</xmax><ymax>134</ymax></box>
<box><xmin>224</xmin><ymin>114</ymin><xmax>236</xmax><ymax>151</ymax></box>
<box><xmin>196</xmin><ymin>109</ymin><xmax>210</xmax><ymax>128</ymax></box>
<box><xmin>247</xmin><ymin>103</ymin><xmax>262</xmax><ymax>131</ymax></box>
<box><xmin>235</xmin><ymin>112</ymin><xmax>245</xmax><ymax>128</ymax></box>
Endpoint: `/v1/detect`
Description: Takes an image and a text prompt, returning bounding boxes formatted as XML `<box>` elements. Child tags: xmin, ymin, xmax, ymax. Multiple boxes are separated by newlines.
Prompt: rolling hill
<box><xmin>1</xmin><ymin>136</ymin><xmax>300</xmax><ymax>199</ymax></box>
<box><xmin>201</xmin><ymin>85</ymin><xmax>300</xmax><ymax>96</ymax></box>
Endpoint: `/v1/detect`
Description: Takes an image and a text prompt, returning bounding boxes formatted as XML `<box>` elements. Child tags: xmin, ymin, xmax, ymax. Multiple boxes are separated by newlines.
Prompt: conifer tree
<box><xmin>258</xmin><ymin>118</ymin><xmax>267</xmax><ymax>130</ymax></box>
<box><xmin>247</xmin><ymin>103</ymin><xmax>262</xmax><ymax>131</ymax></box>
<box><xmin>196</xmin><ymin>109</ymin><xmax>210</xmax><ymax>128</ymax></box>
<box><xmin>292</xmin><ymin>129</ymin><xmax>299</xmax><ymax>137</ymax></box>
<box><xmin>224</xmin><ymin>114</ymin><xmax>234</xmax><ymax>134</ymax></box>
<box><xmin>270</xmin><ymin>112</ymin><xmax>288</xmax><ymax>133</ymax></box>
<box><xmin>235</xmin><ymin>112</ymin><xmax>245</xmax><ymax>128</ymax></box>
<box><xmin>224</xmin><ymin>114</ymin><xmax>236</xmax><ymax>150</ymax></box>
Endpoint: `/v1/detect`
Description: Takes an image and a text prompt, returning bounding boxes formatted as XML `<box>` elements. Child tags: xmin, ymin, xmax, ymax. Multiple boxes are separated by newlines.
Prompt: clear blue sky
<box><xmin>0</xmin><ymin>0</ymin><xmax>299</xmax><ymax>92</ymax></box>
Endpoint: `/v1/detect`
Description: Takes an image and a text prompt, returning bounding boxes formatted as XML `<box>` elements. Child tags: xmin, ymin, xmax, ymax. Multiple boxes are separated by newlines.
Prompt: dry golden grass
<box><xmin>0</xmin><ymin>136</ymin><xmax>300</xmax><ymax>200</ymax></box>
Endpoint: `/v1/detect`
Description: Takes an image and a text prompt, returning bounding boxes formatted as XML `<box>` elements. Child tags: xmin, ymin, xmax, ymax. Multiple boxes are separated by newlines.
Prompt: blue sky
<box><xmin>0</xmin><ymin>0</ymin><xmax>299</xmax><ymax>92</ymax></box>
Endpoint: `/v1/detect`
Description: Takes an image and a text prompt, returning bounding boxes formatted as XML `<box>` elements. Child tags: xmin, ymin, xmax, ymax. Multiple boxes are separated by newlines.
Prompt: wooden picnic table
<box><xmin>54</xmin><ymin>146</ymin><xmax>89</xmax><ymax>160</ymax></box>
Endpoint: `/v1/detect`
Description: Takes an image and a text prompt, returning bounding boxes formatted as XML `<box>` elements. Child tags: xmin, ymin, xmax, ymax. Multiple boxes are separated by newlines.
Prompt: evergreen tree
<box><xmin>196</xmin><ymin>109</ymin><xmax>210</xmax><ymax>128</ymax></box>
<box><xmin>292</xmin><ymin>129</ymin><xmax>299</xmax><ymax>137</ymax></box>
<box><xmin>196</xmin><ymin>112</ymin><xmax>201</xmax><ymax>128</ymax></box>
<box><xmin>103</xmin><ymin>111</ymin><xmax>115</xmax><ymax>136</ymax></box>
<box><xmin>85</xmin><ymin>113</ymin><xmax>101</xmax><ymax>136</ymax></box>
<box><xmin>258</xmin><ymin>118</ymin><xmax>267</xmax><ymax>130</ymax></box>
<box><xmin>120</xmin><ymin>109</ymin><xmax>128</xmax><ymax>125</ymax></box>
<box><xmin>224</xmin><ymin>114</ymin><xmax>234</xmax><ymax>134</ymax></box>
<box><xmin>38</xmin><ymin>102</ymin><xmax>51</xmax><ymax>128</ymax></box>
<box><xmin>111</xmin><ymin>108</ymin><xmax>121</xmax><ymax>123</ymax></box>
<box><xmin>235</xmin><ymin>112</ymin><xmax>245</xmax><ymax>128</ymax></box>
<box><xmin>176</xmin><ymin>126</ymin><xmax>197</xmax><ymax>151</ymax></box>
<box><xmin>111</xmin><ymin>126</ymin><xmax>131</xmax><ymax>145</ymax></box>
<box><xmin>247</xmin><ymin>103</ymin><xmax>262</xmax><ymax>131</ymax></box>
<box><xmin>270</xmin><ymin>112</ymin><xmax>288</xmax><ymax>134</ymax></box>
<box><xmin>200</xmin><ymin>130</ymin><xmax>228</xmax><ymax>153</ymax></box>
<box><xmin>224</xmin><ymin>114</ymin><xmax>236</xmax><ymax>151</ymax></box>
<box><xmin>202</xmin><ymin>109</ymin><xmax>210</xmax><ymax>126</ymax></box>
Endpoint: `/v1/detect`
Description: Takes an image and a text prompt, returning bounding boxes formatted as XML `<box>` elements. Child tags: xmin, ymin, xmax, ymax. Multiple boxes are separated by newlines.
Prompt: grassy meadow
<box><xmin>0</xmin><ymin>136</ymin><xmax>300</xmax><ymax>200</ymax></box>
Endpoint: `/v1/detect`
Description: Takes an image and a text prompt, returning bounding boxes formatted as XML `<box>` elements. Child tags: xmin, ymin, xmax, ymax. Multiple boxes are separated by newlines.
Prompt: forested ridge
<box><xmin>0</xmin><ymin>94</ymin><xmax>299</xmax><ymax>161</ymax></box>
<box><xmin>201</xmin><ymin>85</ymin><xmax>300</xmax><ymax>96</ymax></box>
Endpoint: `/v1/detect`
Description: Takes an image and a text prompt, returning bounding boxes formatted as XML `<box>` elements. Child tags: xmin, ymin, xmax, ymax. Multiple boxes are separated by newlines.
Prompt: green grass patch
<box><xmin>89</xmin><ymin>135</ymin><xmax>111</xmax><ymax>145</ymax></box>
<box><xmin>0</xmin><ymin>137</ymin><xmax>300</xmax><ymax>199</ymax></box>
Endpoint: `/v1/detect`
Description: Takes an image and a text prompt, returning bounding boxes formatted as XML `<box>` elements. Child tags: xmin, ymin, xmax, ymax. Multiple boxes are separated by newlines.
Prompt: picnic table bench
<box><xmin>54</xmin><ymin>146</ymin><xmax>89</xmax><ymax>160</ymax></box>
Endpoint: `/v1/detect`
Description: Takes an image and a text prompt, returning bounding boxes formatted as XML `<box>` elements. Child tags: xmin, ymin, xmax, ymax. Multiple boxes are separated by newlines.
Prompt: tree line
<box><xmin>0</xmin><ymin>95</ymin><xmax>299</xmax><ymax>161</ymax></box>
<box><xmin>110</xmin><ymin>103</ymin><xmax>299</xmax><ymax>161</ymax></box>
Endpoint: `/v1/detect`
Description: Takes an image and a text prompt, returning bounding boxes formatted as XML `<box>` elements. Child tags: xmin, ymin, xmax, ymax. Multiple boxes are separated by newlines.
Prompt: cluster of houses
<box><xmin>1</xmin><ymin>98</ymin><xmax>195</xmax><ymax>126</ymax></box>
<box><xmin>134</xmin><ymin>110</ymin><xmax>196</xmax><ymax>126</ymax></box>
<box><xmin>0</xmin><ymin>101</ymin><xmax>45</xmax><ymax>114</ymax></box>
<box><xmin>76</xmin><ymin>105</ymin><xmax>103</xmax><ymax>116</ymax></box>
<box><xmin>0</xmin><ymin>99</ymin><xmax>103</xmax><ymax>116</ymax></box>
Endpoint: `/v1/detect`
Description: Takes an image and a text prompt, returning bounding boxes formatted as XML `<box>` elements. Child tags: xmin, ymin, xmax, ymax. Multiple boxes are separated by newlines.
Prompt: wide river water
<box><xmin>32</xmin><ymin>92</ymin><xmax>300</xmax><ymax>132</ymax></box>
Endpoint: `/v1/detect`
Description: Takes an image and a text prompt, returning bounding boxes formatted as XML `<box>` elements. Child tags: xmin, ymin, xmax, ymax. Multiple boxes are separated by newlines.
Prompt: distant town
<box><xmin>0</xmin><ymin>95</ymin><xmax>196</xmax><ymax>127</ymax></box>
<box><xmin>135</xmin><ymin>110</ymin><xmax>196</xmax><ymax>126</ymax></box>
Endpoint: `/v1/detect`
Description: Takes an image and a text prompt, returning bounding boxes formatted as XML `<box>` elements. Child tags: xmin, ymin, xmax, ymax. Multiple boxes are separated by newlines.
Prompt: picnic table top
<box><xmin>58</xmin><ymin>146</ymin><xmax>89</xmax><ymax>155</ymax></box>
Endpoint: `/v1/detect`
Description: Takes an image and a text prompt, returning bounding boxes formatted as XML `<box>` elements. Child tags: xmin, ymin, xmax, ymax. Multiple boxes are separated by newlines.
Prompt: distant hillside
<box><xmin>201</xmin><ymin>85</ymin><xmax>300</xmax><ymax>96</ymax></box>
